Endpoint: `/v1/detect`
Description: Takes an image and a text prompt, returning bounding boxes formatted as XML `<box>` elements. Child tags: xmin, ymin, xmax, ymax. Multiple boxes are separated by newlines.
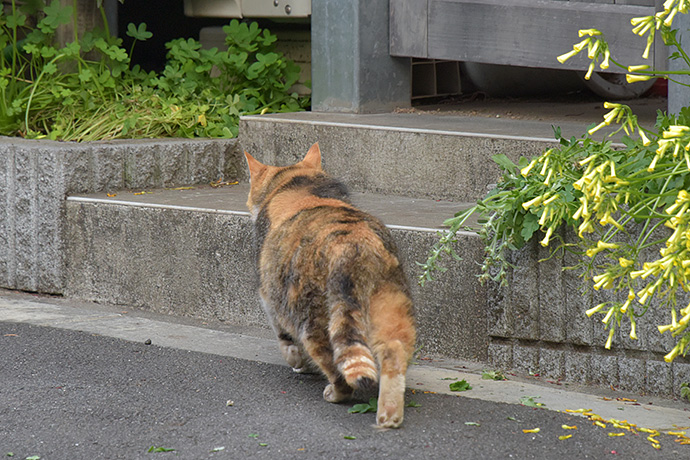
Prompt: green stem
<box><xmin>25</xmin><ymin>53</ymin><xmax>65</xmax><ymax>134</ymax></box>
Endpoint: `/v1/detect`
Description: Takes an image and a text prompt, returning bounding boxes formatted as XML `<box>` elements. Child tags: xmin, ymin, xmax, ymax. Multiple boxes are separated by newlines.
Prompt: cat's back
<box><xmin>246</xmin><ymin>150</ymin><xmax>404</xmax><ymax>291</ymax></box>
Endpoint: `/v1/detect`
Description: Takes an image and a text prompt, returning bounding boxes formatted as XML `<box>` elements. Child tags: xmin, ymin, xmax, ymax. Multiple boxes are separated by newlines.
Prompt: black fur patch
<box><xmin>253</xmin><ymin>207</ymin><xmax>271</xmax><ymax>257</ymax></box>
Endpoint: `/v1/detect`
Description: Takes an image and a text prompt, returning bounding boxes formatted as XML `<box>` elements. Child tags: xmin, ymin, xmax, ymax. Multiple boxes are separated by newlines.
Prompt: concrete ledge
<box><xmin>239</xmin><ymin>112</ymin><xmax>560</xmax><ymax>201</ymax></box>
<box><xmin>64</xmin><ymin>185</ymin><xmax>488</xmax><ymax>362</ymax></box>
<box><xmin>0</xmin><ymin>137</ymin><xmax>241</xmax><ymax>294</ymax></box>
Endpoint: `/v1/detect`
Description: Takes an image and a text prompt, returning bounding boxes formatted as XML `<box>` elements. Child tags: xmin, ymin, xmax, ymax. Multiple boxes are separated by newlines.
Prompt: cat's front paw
<box><xmin>376</xmin><ymin>402</ymin><xmax>404</xmax><ymax>429</ymax></box>
<box><xmin>323</xmin><ymin>383</ymin><xmax>352</xmax><ymax>403</ymax></box>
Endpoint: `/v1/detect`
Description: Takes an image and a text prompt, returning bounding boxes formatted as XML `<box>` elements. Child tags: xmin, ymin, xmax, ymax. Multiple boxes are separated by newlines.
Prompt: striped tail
<box><xmin>327</xmin><ymin>280</ymin><xmax>378</xmax><ymax>388</ymax></box>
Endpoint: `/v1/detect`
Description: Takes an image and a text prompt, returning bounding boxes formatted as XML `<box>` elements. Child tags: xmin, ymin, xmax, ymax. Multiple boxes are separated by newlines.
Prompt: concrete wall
<box><xmin>0</xmin><ymin>137</ymin><xmax>241</xmax><ymax>294</ymax></box>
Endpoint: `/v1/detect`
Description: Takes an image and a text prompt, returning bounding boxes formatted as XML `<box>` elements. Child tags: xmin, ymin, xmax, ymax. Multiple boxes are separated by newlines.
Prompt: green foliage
<box><xmin>482</xmin><ymin>370</ymin><xmax>507</xmax><ymax>381</ymax></box>
<box><xmin>681</xmin><ymin>382</ymin><xmax>690</xmax><ymax>401</ymax></box>
<box><xmin>422</xmin><ymin>1</ymin><xmax>690</xmax><ymax>362</ymax></box>
<box><xmin>0</xmin><ymin>1</ymin><xmax>308</xmax><ymax>141</ymax></box>
<box><xmin>449</xmin><ymin>379</ymin><xmax>472</xmax><ymax>391</ymax></box>
<box><xmin>519</xmin><ymin>396</ymin><xmax>545</xmax><ymax>408</ymax></box>
<box><xmin>348</xmin><ymin>397</ymin><xmax>378</xmax><ymax>414</ymax></box>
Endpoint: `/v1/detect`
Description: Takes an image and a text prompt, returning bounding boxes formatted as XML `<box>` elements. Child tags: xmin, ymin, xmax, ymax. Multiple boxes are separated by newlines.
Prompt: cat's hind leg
<box><xmin>369</xmin><ymin>285</ymin><xmax>416</xmax><ymax>429</ymax></box>
<box><xmin>260</xmin><ymin>295</ymin><xmax>315</xmax><ymax>373</ymax></box>
<box><xmin>277</xmin><ymin>332</ymin><xmax>312</xmax><ymax>372</ymax></box>
<box><xmin>299</xmin><ymin>327</ymin><xmax>354</xmax><ymax>403</ymax></box>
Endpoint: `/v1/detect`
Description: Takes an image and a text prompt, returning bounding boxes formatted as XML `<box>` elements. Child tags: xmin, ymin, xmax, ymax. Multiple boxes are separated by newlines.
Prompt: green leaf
<box><xmin>492</xmin><ymin>153</ymin><xmax>517</xmax><ymax>173</ymax></box>
<box><xmin>449</xmin><ymin>379</ymin><xmax>472</xmax><ymax>392</ymax></box>
<box><xmin>344</xmin><ymin>435</ymin><xmax>356</xmax><ymax>440</ymax></box>
<box><xmin>126</xmin><ymin>23</ymin><xmax>153</xmax><ymax>41</ymax></box>
<box><xmin>482</xmin><ymin>370</ymin><xmax>507</xmax><ymax>381</ymax></box>
<box><xmin>681</xmin><ymin>382</ymin><xmax>690</xmax><ymax>401</ymax></box>
<box><xmin>406</xmin><ymin>400</ymin><xmax>422</xmax><ymax>408</ymax></box>
<box><xmin>43</xmin><ymin>62</ymin><xmax>58</xmax><ymax>75</ymax></box>
<box><xmin>465</xmin><ymin>421</ymin><xmax>481</xmax><ymax>426</ymax></box>
<box><xmin>147</xmin><ymin>446</ymin><xmax>175</xmax><ymax>453</ymax></box>
<box><xmin>519</xmin><ymin>396</ymin><xmax>545</xmax><ymax>408</ymax></box>
<box><xmin>520</xmin><ymin>212</ymin><xmax>540</xmax><ymax>242</ymax></box>
<box><xmin>6</xmin><ymin>12</ymin><xmax>27</xmax><ymax>29</ymax></box>
<box><xmin>210</xmin><ymin>447</ymin><xmax>225</xmax><ymax>453</ymax></box>
<box><xmin>38</xmin><ymin>1</ymin><xmax>72</xmax><ymax>33</ymax></box>
<box><xmin>348</xmin><ymin>397</ymin><xmax>377</xmax><ymax>413</ymax></box>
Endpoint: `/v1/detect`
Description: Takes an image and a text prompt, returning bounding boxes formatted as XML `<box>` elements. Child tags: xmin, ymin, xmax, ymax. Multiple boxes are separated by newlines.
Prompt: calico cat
<box><xmin>244</xmin><ymin>143</ymin><xmax>416</xmax><ymax>428</ymax></box>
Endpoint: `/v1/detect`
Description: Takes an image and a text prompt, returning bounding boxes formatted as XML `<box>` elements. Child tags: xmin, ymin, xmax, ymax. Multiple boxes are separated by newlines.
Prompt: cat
<box><xmin>244</xmin><ymin>143</ymin><xmax>416</xmax><ymax>428</ymax></box>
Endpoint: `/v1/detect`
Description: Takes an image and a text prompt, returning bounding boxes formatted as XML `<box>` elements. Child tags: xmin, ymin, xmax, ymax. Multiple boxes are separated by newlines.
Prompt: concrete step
<box><xmin>238</xmin><ymin>112</ymin><xmax>584</xmax><ymax>201</ymax></box>
<box><xmin>64</xmin><ymin>184</ymin><xmax>487</xmax><ymax>362</ymax></box>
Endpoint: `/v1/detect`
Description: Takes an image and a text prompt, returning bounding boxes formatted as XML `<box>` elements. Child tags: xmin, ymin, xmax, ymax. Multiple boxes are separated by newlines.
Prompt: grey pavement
<box><xmin>2</xmin><ymin>289</ymin><xmax>690</xmax><ymax>459</ymax></box>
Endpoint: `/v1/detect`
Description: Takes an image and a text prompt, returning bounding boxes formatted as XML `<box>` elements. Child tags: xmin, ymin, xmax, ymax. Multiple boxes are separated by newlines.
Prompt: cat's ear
<box><xmin>244</xmin><ymin>151</ymin><xmax>267</xmax><ymax>178</ymax></box>
<box><xmin>301</xmin><ymin>143</ymin><xmax>322</xmax><ymax>170</ymax></box>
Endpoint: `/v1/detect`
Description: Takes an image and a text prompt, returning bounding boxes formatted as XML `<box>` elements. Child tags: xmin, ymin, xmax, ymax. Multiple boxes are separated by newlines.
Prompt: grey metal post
<box><xmin>668</xmin><ymin>12</ymin><xmax>690</xmax><ymax>115</ymax></box>
<box><xmin>310</xmin><ymin>0</ymin><xmax>411</xmax><ymax>113</ymax></box>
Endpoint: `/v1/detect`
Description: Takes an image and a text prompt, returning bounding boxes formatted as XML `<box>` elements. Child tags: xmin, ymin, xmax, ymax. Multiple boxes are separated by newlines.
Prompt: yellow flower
<box><xmin>605</xmin><ymin>328</ymin><xmax>615</xmax><ymax>349</ymax></box>
<box><xmin>648</xmin><ymin>154</ymin><xmax>661</xmax><ymax>172</ymax></box>
<box><xmin>579</xmin><ymin>28</ymin><xmax>602</xmax><ymax>37</ymax></box>
<box><xmin>600</xmin><ymin>49</ymin><xmax>610</xmax><ymax>69</ymax></box>
<box><xmin>522</xmin><ymin>195</ymin><xmax>545</xmax><ymax>210</ymax></box>
<box><xmin>664</xmin><ymin>6</ymin><xmax>679</xmax><ymax>27</ymax></box>
<box><xmin>639</xmin><ymin>128</ymin><xmax>652</xmax><ymax>146</ymax></box>
<box><xmin>631</xmin><ymin>15</ymin><xmax>652</xmax><ymax>27</ymax></box>
<box><xmin>626</xmin><ymin>74</ymin><xmax>653</xmax><ymax>83</ymax></box>
<box><xmin>629</xmin><ymin>320</ymin><xmax>638</xmax><ymax>340</ymax></box>
<box><xmin>586</xmin><ymin>303</ymin><xmax>606</xmax><ymax>317</ymax></box>
<box><xmin>587</xmin><ymin>40</ymin><xmax>601</xmax><ymax>59</ymax></box>
<box><xmin>540</xmin><ymin>227</ymin><xmax>554</xmax><ymax>247</ymax></box>
<box><xmin>664</xmin><ymin>345</ymin><xmax>680</xmax><ymax>362</ymax></box>
<box><xmin>588</xmin><ymin>121</ymin><xmax>608</xmax><ymax>135</ymax></box>
<box><xmin>628</xmin><ymin>64</ymin><xmax>651</xmax><ymax>72</ymax></box>
<box><xmin>658</xmin><ymin>324</ymin><xmax>673</xmax><ymax>334</ymax></box>
<box><xmin>597</xmin><ymin>241</ymin><xmax>620</xmax><ymax>250</ymax></box>
<box><xmin>602</xmin><ymin>307</ymin><xmax>615</xmax><ymax>324</ymax></box>
<box><xmin>556</xmin><ymin>48</ymin><xmax>578</xmax><ymax>63</ymax></box>
<box><xmin>619</xmin><ymin>258</ymin><xmax>634</xmax><ymax>268</ymax></box>
<box><xmin>520</xmin><ymin>159</ymin><xmax>538</xmax><ymax>176</ymax></box>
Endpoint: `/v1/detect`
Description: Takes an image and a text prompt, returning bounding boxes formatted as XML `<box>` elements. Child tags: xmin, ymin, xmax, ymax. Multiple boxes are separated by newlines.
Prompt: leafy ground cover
<box><xmin>0</xmin><ymin>1</ymin><xmax>308</xmax><ymax>141</ymax></box>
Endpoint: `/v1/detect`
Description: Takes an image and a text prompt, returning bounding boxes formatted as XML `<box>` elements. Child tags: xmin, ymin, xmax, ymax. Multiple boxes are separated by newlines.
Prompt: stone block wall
<box><xmin>0</xmin><ymin>137</ymin><xmax>241</xmax><ymax>294</ymax></box>
<box><xmin>486</xmin><ymin>233</ymin><xmax>690</xmax><ymax>397</ymax></box>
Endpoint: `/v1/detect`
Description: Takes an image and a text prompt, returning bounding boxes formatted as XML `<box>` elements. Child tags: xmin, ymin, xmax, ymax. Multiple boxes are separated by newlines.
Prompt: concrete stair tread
<box><xmin>241</xmin><ymin>110</ymin><xmax>626</xmax><ymax>143</ymax></box>
<box><xmin>68</xmin><ymin>183</ymin><xmax>480</xmax><ymax>233</ymax></box>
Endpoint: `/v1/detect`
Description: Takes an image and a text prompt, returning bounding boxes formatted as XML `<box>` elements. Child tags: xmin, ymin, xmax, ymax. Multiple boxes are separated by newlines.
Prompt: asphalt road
<box><xmin>2</xmin><ymin>318</ymin><xmax>689</xmax><ymax>460</ymax></box>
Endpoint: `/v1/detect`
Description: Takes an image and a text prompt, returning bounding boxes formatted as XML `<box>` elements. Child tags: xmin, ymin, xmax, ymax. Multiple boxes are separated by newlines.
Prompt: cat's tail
<box><xmin>327</xmin><ymin>274</ymin><xmax>379</xmax><ymax>389</ymax></box>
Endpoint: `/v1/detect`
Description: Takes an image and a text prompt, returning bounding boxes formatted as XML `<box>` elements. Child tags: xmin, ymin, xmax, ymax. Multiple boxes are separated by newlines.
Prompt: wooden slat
<box><xmin>391</xmin><ymin>0</ymin><xmax>664</xmax><ymax>72</ymax></box>
<box><xmin>390</xmin><ymin>0</ymin><xmax>428</xmax><ymax>58</ymax></box>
